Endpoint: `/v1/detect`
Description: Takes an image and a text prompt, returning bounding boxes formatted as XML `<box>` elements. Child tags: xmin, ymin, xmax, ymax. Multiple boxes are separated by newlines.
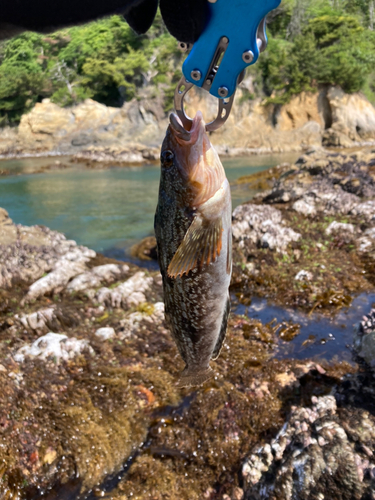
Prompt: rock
<box><xmin>14</xmin><ymin>332</ymin><xmax>94</xmax><ymax>363</ymax></box>
<box><xmin>231</xmin><ymin>148</ymin><xmax>375</xmax><ymax>309</ymax></box>
<box><xmin>232</xmin><ymin>204</ymin><xmax>301</xmax><ymax>253</ymax></box>
<box><xmin>95</xmin><ymin>327</ymin><xmax>116</xmax><ymax>340</ymax></box>
<box><xmin>350</xmin><ymin>200</ymin><xmax>375</xmax><ymax>221</ymax></box>
<box><xmin>0</xmin><ymin>207</ymin><xmax>12</xmax><ymax>227</ymax></box>
<box><xmin>18</xmin><ymin>307</ymin><xmax>56</xmax><ymax>331</ymax></box>
<box><xmin>119</xmin><ymin>302</ymin><xmax>165</xmax><ymax>339</ymax></box>
<box><xmin>242</xmin><ymin>395</ymin><xmax>371</xmax><ymax>500</ymax></box>
<box><xmin>261</xmin><ymin>148</ymin><xmax>375</xmax><ymax>216</ymax></box>
<box><xmin>292</xmin><ymin>198</ymin><xmax>317</xmax><ymax>216</ymax></box>
<box><xmin>185</xmin><ymin>88</ymin><xmax>322</xmax><ymax>154</ymax></box>
<box><xmin>66</xmin><ymin>264</ymin><xmax>129</xmax><ymax>293</ymax></box>
<box><xmin>43</xmin><ymin>448</ymin><xmax>57</xmax><ymax>465</ymax></box>
<box><xmin>357</xmin><ymin>227</ymin><xmax>375</xmax><ymax>252</ymax></box>
<box><xmin>73</xmin><ymin>144</ymin><xmax>160</xmax><ymax>165</ymax></box>
<box><xmin>323</xmin><ymin>87</ymin><xmax>375</xmax><ymax>147</ymax></box>
<box><xmin>0</xmin><ymin>210</ymin><xmax>96</xmax><ymax>290</ymax></box>
<box><xmin>294</xmin><ymin>270</ymin><xmax>312</xmax><ymax>281</ymax></box>
<box><xmin>2</xmin><ymin>95</ymin><xmax>167</xmax><ymax>156</ymax></box>
<box><xmin>15</xmin><ymin>306</ymin><xmax>77</xmax><ymax>333</ymax></box>
<box><xmin>130</xmin><ymin>236</ymin><xmax>158</xmax><ymax>261</ymax></box>
<box><xmin>353</xmin><ymin>309</ymin><xmax>375</xmax><ymax>367</ymax></box>
<box><xmin>22</xmin><ymin>247</ymin><xmax>96</xmax><ymax>303</ymax></box>
<box><xmin>325</xmin><ymin>221</ymin><xmax>355</xmax><ymax>236</ymax></box>
<box><xmin>95</xmin><ymin>271</ymin><xmax>153</xmax><ymax>308</ymax></box>
<box><xmin>17</xmin><ymin>99</ymin><xmax>121</xmax><ymax>153</ymax></box>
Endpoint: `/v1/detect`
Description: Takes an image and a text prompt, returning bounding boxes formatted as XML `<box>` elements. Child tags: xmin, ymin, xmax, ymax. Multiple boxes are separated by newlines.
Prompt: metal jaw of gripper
<box><xmin>173</xmin><ymin>0</ymin><xmax>281</xmax><ymax>132</ymax></box>
<box><xmin>174</xmin><ymin>74</ymin><xmax>240</xmax><ymax>133</ymax></box>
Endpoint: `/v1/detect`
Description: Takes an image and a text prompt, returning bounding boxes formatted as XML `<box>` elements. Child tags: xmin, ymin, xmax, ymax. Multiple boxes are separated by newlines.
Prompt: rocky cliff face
<box><xmin>1</xmin><ymin>83</ymin><xmax>375</xmax><ymax>157</ymax></box>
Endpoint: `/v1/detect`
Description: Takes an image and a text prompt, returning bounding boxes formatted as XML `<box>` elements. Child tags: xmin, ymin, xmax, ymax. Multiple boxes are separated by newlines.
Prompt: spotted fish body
<box><xmin>154</xmin><ymin>111</ymin><xmax>232</xmax><ymax>387</ymax></box>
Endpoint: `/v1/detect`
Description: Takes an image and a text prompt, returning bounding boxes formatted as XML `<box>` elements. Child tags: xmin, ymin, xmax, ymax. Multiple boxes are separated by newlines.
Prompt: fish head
<box><xmin>160</xmin><ymin>112</ymin><xmax>226</xmax><ymax>207</ymax></box>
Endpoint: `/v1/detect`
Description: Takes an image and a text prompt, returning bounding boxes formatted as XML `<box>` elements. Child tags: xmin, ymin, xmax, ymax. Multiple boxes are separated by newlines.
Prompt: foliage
<box><xmin>1</xmin><ymin>1</ymin><xmax>375</xmax><ymax>124</ymax></box>
<box><xmin>0</xmin><ymin>14</ymin><xmax>182</xmax><ymax>124</ymax></box>
<box><xmin>260</xmin><ymin>1</ymin><xmax>375</xmax><ymax>103</ymax></box>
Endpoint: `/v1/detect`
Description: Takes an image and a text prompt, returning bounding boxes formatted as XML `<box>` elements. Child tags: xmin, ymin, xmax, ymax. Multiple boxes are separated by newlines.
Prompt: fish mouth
<box><xmin>169</xmin><ymin>112</ymin><xmax>205</xmax><ymax>145</ymax></box>
<box><xmin>167</xmin><ymin>111</ymin><xmax>225</xmax><ymax>207</ymax></box>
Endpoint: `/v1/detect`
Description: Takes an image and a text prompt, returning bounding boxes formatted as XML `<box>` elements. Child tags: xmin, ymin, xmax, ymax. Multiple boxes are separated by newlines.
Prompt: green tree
<box><xmin>0</xmin><ymin>33</ymin><xmax>47</xmax><ymax>122</ymax></box>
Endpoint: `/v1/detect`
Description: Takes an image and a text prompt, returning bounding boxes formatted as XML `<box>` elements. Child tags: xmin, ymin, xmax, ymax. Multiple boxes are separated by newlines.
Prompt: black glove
<box><xmin>0</xmin><ymin>0</ymin><xmax>208</xmax><ymax>43</ymax></box>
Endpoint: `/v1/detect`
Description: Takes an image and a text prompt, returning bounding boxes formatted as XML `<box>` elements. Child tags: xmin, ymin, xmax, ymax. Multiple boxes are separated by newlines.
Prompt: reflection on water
<box><xmin>0</xmin><ymin>153</ymin><xmax>298</xmax><ymax>253</ymax></box>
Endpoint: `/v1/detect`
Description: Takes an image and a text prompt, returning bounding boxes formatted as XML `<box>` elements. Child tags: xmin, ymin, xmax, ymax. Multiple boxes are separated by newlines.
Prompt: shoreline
<box><xmin>1</xmin><ymin>141</ymin><xmax>375</xmax><ymax>164</ymax></box>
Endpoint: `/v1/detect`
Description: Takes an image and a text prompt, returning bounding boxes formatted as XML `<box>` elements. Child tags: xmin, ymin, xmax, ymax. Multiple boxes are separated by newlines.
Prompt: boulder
<box><xmin>353</xmin><ymin>309</ymin><xmax>375</xmax><ymax>366</ymax></box>
<box><xmin>66</xmin><ymin>263</ymin><xmax>129</xmax><ymax>293</ymax></box>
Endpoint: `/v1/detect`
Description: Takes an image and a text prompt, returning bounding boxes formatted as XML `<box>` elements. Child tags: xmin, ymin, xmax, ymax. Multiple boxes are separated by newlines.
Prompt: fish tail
<box><xmin>176</xmin><ymin>366</ymin><xmax>213</xmax><ymax>388</ymax></box>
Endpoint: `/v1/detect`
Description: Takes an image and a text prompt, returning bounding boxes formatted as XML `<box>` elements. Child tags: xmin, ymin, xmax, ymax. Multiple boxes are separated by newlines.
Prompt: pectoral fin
<box><xmin>167</xmin><ymin>215</ymin><xmax>223</xmax><ymax>278</ymax></box>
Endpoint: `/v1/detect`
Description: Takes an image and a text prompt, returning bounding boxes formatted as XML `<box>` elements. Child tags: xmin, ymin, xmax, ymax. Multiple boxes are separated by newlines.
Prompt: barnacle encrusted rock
<box><xmin>242</xmin><ymin>395</ymin><xmax>374</xmax><ymax>500</ymax></box>
<box><xmin>232</xmin><ymin>204</ymin><xmax>301</xmax><ymax>253</ymax></box>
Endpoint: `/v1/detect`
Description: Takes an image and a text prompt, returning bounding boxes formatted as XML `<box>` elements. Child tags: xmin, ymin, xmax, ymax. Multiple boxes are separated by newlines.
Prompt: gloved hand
<box><xmin>0</xmin><ymin>0</ymin><xmax>208</xmax><ymax>43</ymax></box>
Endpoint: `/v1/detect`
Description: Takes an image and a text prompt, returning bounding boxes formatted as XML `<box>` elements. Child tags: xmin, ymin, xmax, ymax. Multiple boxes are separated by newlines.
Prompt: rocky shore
<box><xmin>1</xmin><ymin>85</ymin><xmax>375</xmax><ymax>160</ymax></box>
<box><xmin>2</xmin><ymin>148</ymin><xmax>375</xmax><ymax>499</ymax></box>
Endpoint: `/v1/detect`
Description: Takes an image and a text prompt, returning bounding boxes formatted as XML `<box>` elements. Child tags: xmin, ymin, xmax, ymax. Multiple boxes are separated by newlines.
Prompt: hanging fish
<box><xmin>154</xmin><ymin>111</ymin><xmax>232</xmax><ymax>387</ymax></box>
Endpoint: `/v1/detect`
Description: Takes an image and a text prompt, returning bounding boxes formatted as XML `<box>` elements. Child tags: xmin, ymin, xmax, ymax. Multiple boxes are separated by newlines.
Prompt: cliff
<box><xmin>1</xmin><ymin>82</ymin><xmax>375</xmax><ymax>158</ymax></box>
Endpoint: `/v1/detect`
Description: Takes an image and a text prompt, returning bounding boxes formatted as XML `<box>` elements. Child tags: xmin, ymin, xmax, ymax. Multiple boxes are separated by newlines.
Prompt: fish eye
<box><xmin>161</xmin><ymin>150</ymin><xmax>174</xmax><ymax>167</ymax></box>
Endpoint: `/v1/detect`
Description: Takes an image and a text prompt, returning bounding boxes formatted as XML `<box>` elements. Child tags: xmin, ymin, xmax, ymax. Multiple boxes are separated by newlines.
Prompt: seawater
<box><xmin>0</xmin><ymin>153</ymin><xmax>298</xmax><ymax>254</ymax></box>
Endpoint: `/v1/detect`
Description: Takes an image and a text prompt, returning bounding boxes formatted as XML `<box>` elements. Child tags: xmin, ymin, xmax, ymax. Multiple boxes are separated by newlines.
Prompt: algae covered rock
<box><xmin>95</xmin><ymin>327</ymin><xmax>116</xmax><ymax>340</ymax></box>
<box><xmin>94</xmin><ymin>271</ymin><xmax>154</xmax><ymax>308</ymax></box>
<box><xmin>22</xmin><ymin>247</ymin><xmax>96</xmax><ymax>303</ymax></box>
<box><xmin>231</xmin><ymin>148</ymin><xmax>375</xmax><ymax>311</ymax></box>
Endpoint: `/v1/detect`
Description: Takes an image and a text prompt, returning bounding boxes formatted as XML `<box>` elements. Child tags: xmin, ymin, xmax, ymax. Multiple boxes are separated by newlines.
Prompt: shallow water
<box><xmin>0</xmin><ymin>153</ymin><xmax>298</xmax><ymax>255</ymax></box>
<box><xmin>235</xmin><ymin>293</ymin><xmax>375</xmax><ymax>363</ymax></box>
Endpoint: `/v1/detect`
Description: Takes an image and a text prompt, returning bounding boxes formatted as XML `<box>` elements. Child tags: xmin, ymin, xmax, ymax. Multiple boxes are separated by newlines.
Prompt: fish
<box><xmin>154</xmin><ymin>111</ymin><xmax>232</xmax><ymax>387</ymax></box>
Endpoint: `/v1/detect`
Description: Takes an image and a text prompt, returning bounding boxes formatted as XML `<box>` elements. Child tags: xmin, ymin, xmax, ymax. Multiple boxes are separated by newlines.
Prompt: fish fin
<box><xmin>211</xmin><ymin>294</ymin><xmax>230</xmax><ymax>360</ymax></box>
<box><xmin>176</xmin><ymin>366</ymin><xmax>213</xmax><ymax>388</ymax></box>
<box><xmin>167</xmin><ymin>216</ymin><xmax>223</xmax><ymax>278</ymax></box>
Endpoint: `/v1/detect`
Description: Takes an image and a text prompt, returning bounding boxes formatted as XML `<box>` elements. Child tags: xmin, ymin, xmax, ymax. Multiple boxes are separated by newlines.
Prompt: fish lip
<box><xmin>169</xmin><ymin>112</ymin><xmax>205</xmax><ymax>145</ymax></box>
